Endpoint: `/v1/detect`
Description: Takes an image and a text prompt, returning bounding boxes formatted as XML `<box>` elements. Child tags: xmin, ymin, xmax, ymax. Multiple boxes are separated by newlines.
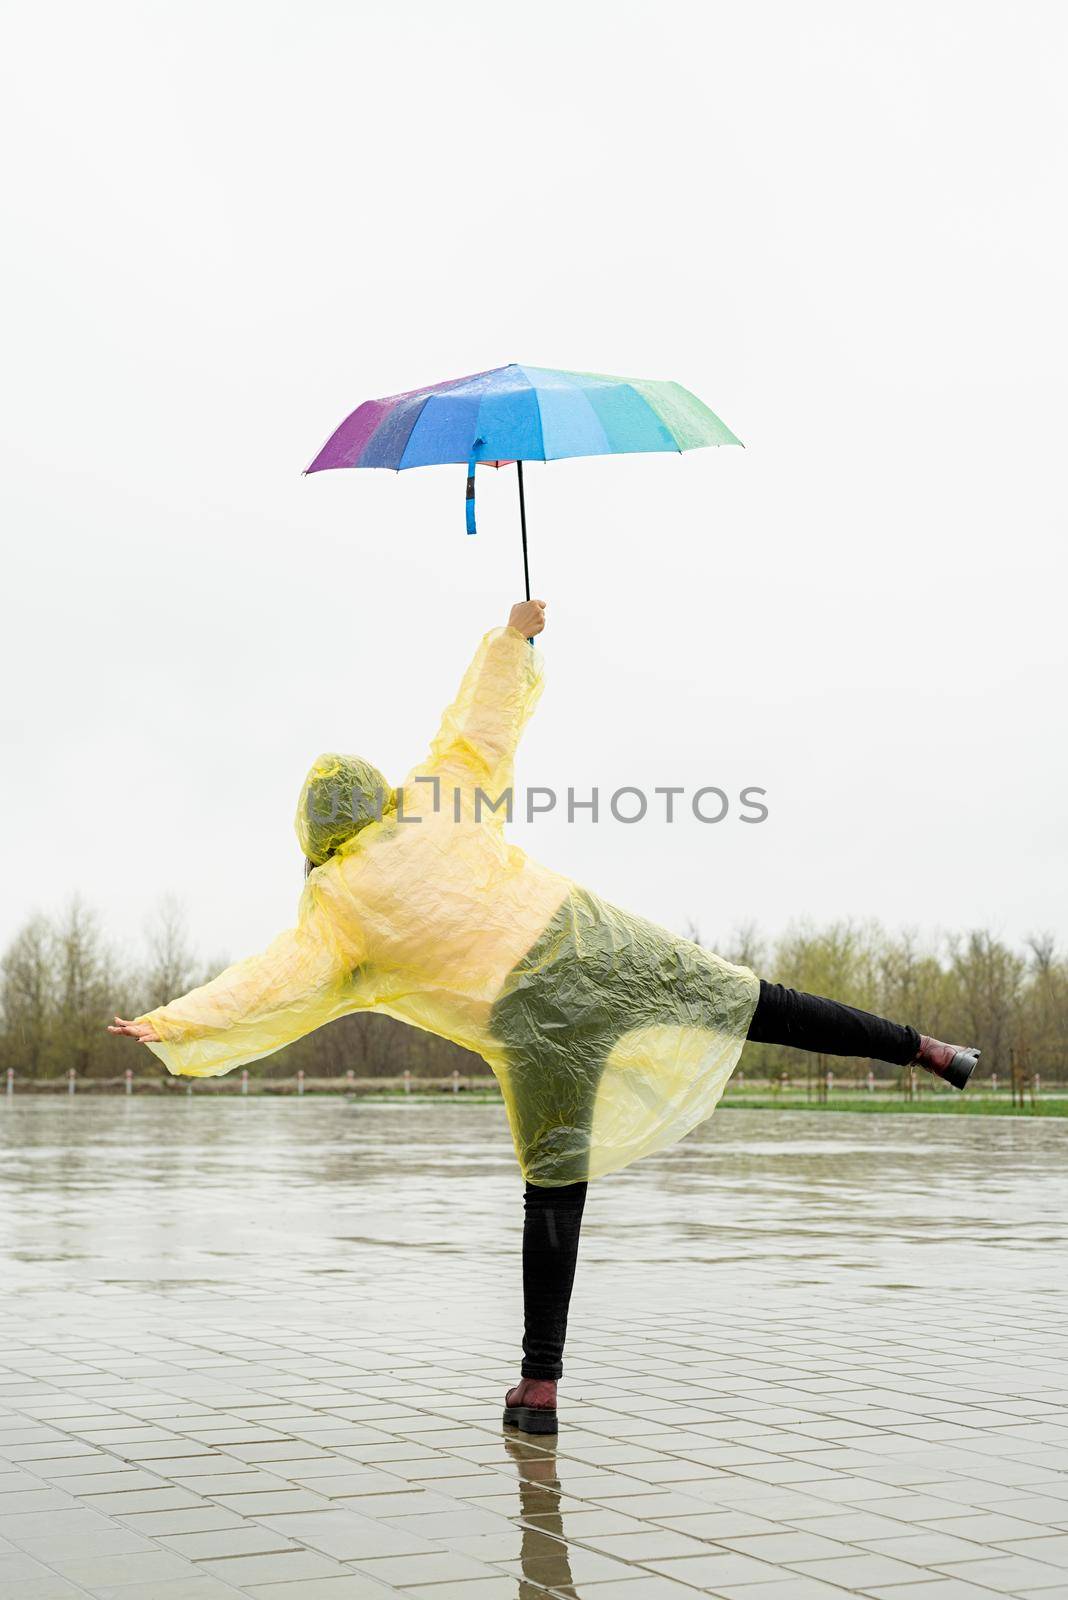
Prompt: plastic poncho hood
<box><xmin>296</xmin><ymin>753</ymin><xmax>393</xmax><ymax>865</ymax></box>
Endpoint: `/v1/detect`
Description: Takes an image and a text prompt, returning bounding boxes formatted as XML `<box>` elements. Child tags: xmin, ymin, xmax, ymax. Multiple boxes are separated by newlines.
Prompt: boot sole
<box><xmin>946</xmin><ymin>1050</ymin><xmax>980</xmax><ymax>1092</ymax></box>
<box><xmin>503</xmin><ymin>1405</ymin><xmax>558</xmax><ymax>1435</ymax></box>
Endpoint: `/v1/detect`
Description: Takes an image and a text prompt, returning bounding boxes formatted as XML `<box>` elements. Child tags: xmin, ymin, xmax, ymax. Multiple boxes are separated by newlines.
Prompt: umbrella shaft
<box><xmin>517</xmin><ymin>460</ymin><xmax>531</xmax><ymax>603</ymax></box>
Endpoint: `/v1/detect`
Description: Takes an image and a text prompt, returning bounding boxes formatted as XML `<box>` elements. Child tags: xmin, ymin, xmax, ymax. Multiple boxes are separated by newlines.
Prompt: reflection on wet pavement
<box><xmin>1</xmin><ymin>1099</ymin><xmax>1066</xmax><ymax>1598</ymax></box>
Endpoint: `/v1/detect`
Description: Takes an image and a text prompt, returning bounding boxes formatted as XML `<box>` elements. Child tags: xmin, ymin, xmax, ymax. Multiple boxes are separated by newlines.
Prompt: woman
<box><xmin>112</xmin><ymin>598</ymin><xmax>979</xmax><ymax>1435</ymax></box>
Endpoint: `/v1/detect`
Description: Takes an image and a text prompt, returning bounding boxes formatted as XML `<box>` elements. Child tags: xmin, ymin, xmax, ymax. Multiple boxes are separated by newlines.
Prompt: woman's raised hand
<box><xmin>508</xmin><ymin>599</ymin><xmax>547</xmax><ymax>638</ymax></box>
<box><xmin>108</xmin><ymin>1016</ymin><xmax>160</xmax><ymax>1044</ymax></box>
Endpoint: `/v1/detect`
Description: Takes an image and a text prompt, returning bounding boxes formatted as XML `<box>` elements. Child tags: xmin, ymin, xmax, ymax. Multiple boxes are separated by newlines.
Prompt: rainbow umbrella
<box><xmin>306</xmin><ymin>363</ymin><xmax>741</xmax><ymax>599</ymax></box>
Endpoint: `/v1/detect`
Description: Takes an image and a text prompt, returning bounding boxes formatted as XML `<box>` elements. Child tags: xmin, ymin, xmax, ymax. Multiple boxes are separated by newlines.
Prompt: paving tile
<box><xmin>579</xmin><ymin>1527</ymin><xmax>712</xmax><ymax>1560</ymax></box>
<box><xmin>0</xmin><ymin>1488</ymin><xmax>77</xmax><ymax>1514</ymax></box>
<box><xmin>176</xmin><ymin>1471</ymin><xmax>298</xmax><ymax>1495</ymax></box>
<box><xmin>243</xmin><ymin>1578</ymin><xmax>413</xmax><ymax>1600</ymax></box>
<box><xmin>351</xmin><ymin>1549</ymin><xmax>502</xmax><ymax>1585</ymax></box>
<box><xmin>441</xmin><ymin>1523</ymin><xmax>556</xmax><ymax>1561</ymax></box>
<box><xmin>711</xmin><ymin>1580</ymin><xmax>860</xmax><ymax>1600</ymax></box>
<box><xmin>88</xmin><ymin>1579</ymin><xmax>249</xmax><ymax>1600</ymax></box>
<box><xmin>213</xmin><ymin>1490</ymin><xmax>333</xmax><ymax>1514</ymax></box>
<box><xmin>116</xmin><ymin>1506</ymin><xmax>247</xmax><ymax>1535</ymax></box>
<box><xmin>714</xmin><ymin>1530</ymin><xmax>857</xmax><ymax>1562</ymax></box>
<box><xmin>645</xmin><ymin>1549</ymin><xmax>784</xmax><ymax>1585</ymax></box>
<box><xmin>0</xmin><ymin>1552</ymin><xmax>93</xmax><ymax>1599</ymax></box>
<box><xmin>790</xmin><ymin>1551</ymin><xmax>934</xmax><ymax>1586</ymax></box>
<box><xmin>304</xmin><ymin>1472</ymin><xmax>422</xmax><ymax>1497</ymax></box>
<box><xmin>47</xmin><ymin>1547</ymin><xmax>201</xmax><ymax>1585</ymax></box>
<box><xmin>845</xmin><ymin>1493</ymin><xmax>967</xmax><ymax>1522</ymax></box>
<box><xmin>258</xmin><ymin>1508</ymin><xmax>431</xmax><ymax>1560</ymax></box>
<box><xmin>544</xmin><ymin>1576</ymin><xmax>711</xmax><ymax>1598</ymax></box>
<box><xmin>35</xmin><ymin>1454</ymin><xmax>129</xmax><ymax>1478</ymax></box>
<box><xmin>593</xmin><ymin>1490</ymin><xmax>716</xmax><ymax>1517</ymax></box>
<box><xmin>932</xmin><ymin>1553</ymin><xmax>1068</xmax><ymax>1591</ymax></box>
<box><xmin>78</xmin><ymin>1487</ymin><xmax>204</xmax><ymax>1514</ymax></box>
<box><xmin>787</xmin><ymin>1510</ymin><xmax>921</xmax><ymax>1540</ymax></box>
<box><xmin>994</xmin><ymin>1533</ymin><xmax>1068</xmax><ymax>1568</ymax></box>
<box><xmin>403</xmin><ymin>1581</ymin><xmax>556</xmax><ymax>1600</ymax></box>
<box><xmin>505</xmin><ymin>1541</ymin><xmax>640</xmax><ymax>1583</ymax></box>
<box><xmin>987</xmin><ymin>1495</ymin><xmax>1068</xmax><ymax>1524</ymax></box>
<box><xmin>158</xmin><ymin>1524</ymin><xmax>300</xmax><ymax>1558</ymax></box>
<box><xmin>195</xmin><ymin>1548</ymin><xmax>350</xmax><ymax>1583</ymax></box>
<box><xmin>27</xmin><ymin>1523</ymin><xmax>156</xmax><ymax>1560</ymax></box>
<box><xmin>864</xmin><ymin>1582</ymin><xmax>1030</xmax><ymax>1600</ymax></box>
<box><xmin>0</xmin><ymin>1579</ymin><xmax>92</xmax><ymax>1600</ymax></box>
<box><xmin>323</xmin><ymin>1489</ymin><xmax>454</xmax><ymax>1516</ymax></box>
<box><xmin>382</xmin><ymin>1506</ymin><xmax>509</xmax><ymax>1539</ymax></box>
<box><xmin>525</xmin><ymin>1506</ymin><xmax>645</xmax><ymax>1537</ymax></box>
<box><xmin>39</xmin><ymin>1470</ymin><xmax>161</xmax><ymax>1496</ymax></box>
<box><xmin>0</xmin><ymin>1507</ymin><xmax>134</xmax><ymax>1548</ymax></box>
<box><xmin>861</xmin><ymin>1529</ymin><xmax>1001</xmax><ymax>1563</ymax></box>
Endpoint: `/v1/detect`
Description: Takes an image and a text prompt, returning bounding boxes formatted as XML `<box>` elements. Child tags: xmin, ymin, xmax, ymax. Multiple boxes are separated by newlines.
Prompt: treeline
<box><xmin>0</xmin><ymin>898</ymin><xmax>483</xmax><ymax>1082</ymax></box>
<box><xmin>1</xmin><ymin>900</ymin><xmax>1065</xmax><ymax>1082</ymax></box>
<box><xmin>706</xmin><ymin>919</ymin><xmax>1066</xmax><ymax>1083</ymax></box>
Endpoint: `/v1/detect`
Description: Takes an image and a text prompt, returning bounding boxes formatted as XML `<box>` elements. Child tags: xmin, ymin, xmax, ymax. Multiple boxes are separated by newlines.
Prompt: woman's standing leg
<box><xmin>521</xmin><ymin>1180</ymin><xmax>588</xmax><ymax>1378</ymax></box>
<box><xmin>504</xmin><ymin>1180</ymin><xmax>587</xmax><ymax>1434</ymax></box>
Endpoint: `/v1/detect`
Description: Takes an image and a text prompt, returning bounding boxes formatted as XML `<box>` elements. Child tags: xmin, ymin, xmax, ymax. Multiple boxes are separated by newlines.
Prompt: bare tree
<box><xmin>0</xmin><ymin>916</ymin><xmax>55</xmax><ymax>1076</ymax></box>
<box><xmin>724</xmin><ymin>919</ymin><xmax>767</xmax><ymax>971</ymax></box>
<box><xmin>142</xmin><ymin>896</ymin><xmax>198</xmax><ymax>1011</ymax></box>
<box><xmin>947</xmin><ymin>929</ymin><xmax>1026</xmax><ymax>1072</ymax></box>
<box><xmin>53</xmin><ymin>898</ymin><xmax>116</xmax><ymax>1077</ymax></box>
<box><xmin>1026</xmin><ymin>931</ymin><xmax>1056</xmax><ymax>974</ymax></box>
<box><xmin>1023</xmin><ymin>931</ymin><xmax>1065</xmax><ymax>1077</ymax></box>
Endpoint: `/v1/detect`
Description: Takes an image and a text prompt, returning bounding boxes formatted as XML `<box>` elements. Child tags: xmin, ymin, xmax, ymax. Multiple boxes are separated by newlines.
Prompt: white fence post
<box><xmin>125</xmin><ymin>1068</ymin><xmax>133</xmax><ymax>1097</ymax></box>
<box><xmin>6</xmin><ymin>1068</ymin><xmax>13</xmax><ymax>1096</ymax></box>
<box><xmin>241</xmin><ymin>1068</ymin><xmax>249</xmax><ymax>1096</ymax></box>
<box><xmin>68</xmin><ymin>1069</ymin><xmax>76</xmax><ymax>1096</ymax></box>
<box><xmin>297</xmin><ymin>1069</ymin><xmax>305</xmax><ymax>1096</ymax></box>
<box><xmin>452</xmin><ymin>1070</ymin><xmax>460</xmax><ymax>1094</ymax></box>
<box><xmin>867</xmin><ymin>1069</ymin><xmax>875</xmax><ymax>1092</ymax></box>
<box><xmin>404</xmin><ymin>1070</ymin><xmax>411</xmax><ymax>1095</ymax></box>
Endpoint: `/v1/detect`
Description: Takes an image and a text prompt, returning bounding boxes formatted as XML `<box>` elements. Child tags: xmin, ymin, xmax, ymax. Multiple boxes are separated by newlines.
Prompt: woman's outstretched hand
<box><xmin>108</xmin><ymin>1016</ymin><xmax>160</xmax><ymax>1044</ymax></box>
<box><xmin>508</xmin><ymin>599</ymin><xmax>547</xmax><ymax>638</ymax></box>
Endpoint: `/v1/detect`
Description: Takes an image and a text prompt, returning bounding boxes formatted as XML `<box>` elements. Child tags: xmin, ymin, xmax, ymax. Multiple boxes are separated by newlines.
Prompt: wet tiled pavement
<box><xmin>2</xmin><ymin>1099</ymin><xmax>1067</xmax><ymax>1599</ymax></box>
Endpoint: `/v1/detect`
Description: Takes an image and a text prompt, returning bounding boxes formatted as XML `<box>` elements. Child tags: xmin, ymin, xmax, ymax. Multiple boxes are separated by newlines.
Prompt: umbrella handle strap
<box><xmin>465</xmin><ymin>458</ymin><xmax>477</xmax><ymax>535</ymax></box>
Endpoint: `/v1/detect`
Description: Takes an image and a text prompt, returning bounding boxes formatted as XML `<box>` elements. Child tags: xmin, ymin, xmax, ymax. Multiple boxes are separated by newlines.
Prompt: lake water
<box><xmin>2</xmin><ymin>1099</ymin><xmax>1063</xmax><ymax>1303</ymax></box>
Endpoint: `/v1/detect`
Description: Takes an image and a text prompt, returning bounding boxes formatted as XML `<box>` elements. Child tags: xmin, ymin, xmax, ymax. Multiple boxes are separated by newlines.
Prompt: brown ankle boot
<box><xmin>912</xmin><ymin>1035</ymin><xmax>980</xmax><ymax>1091</ymax></box>
<box><xmin>504</xmin><ymin>1377</ymin><xmax>558</xmax><ymax>1435</ymax></box>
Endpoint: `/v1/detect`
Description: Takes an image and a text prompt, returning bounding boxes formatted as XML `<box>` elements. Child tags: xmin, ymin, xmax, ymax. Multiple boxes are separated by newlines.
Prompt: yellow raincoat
<box><xmin>141</xmin><ymin>627</ymin><xmax>759</xmax><ymax>1184</ymax></box>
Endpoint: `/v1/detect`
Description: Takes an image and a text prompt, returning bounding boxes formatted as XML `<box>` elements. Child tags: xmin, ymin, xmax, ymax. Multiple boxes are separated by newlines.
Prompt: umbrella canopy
<box><xmin>306</xmin><ymin>362</ymin><xmax>741</xmax><ymax>475</ymax></box>
<box><xmin>306</xmin><ymin>363</ymin><xmax>742</xmax><ymax>599</ymax></box>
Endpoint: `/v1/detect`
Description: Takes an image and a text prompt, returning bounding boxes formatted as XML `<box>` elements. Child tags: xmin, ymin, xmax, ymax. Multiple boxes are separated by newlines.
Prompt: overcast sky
<box><xmin>1</xmin><ymin>1</ymin><xmax>1065</xmax><ymax>977</ymax></box>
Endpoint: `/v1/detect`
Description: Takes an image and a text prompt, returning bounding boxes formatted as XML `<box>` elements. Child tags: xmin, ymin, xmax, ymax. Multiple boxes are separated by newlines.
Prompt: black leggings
<box><xmin>520</xmin><ymin>979</ymin><xmax>920</xmax><ymax>1379</ymax></box>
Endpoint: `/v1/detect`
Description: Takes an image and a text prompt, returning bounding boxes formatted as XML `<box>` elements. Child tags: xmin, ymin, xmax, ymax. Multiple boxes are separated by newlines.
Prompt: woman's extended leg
<box><xmin>747</xmin><ymin>981</ymin><xmax>917</xmax><ymax>1062</ymax></box>
<box><xmin>504</xmin><ymin>1180</ymin><xmax>587</xmax><ymax>1435</ymax></box>
<box><xmin>747</xmin><ymin>980</ymin><xmax>979</xmax><ymax>1088</ymax></box>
